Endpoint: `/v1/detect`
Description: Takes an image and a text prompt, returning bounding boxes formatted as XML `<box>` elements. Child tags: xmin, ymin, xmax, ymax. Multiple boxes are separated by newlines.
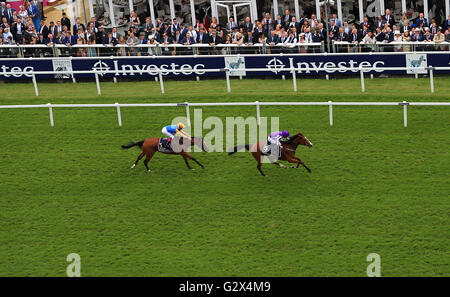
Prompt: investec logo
<box><xmin>265</xmin><ymin>57</ymin><xmax>385</xmax><ymax>73</ymax></box>
<box><xmin>91</xmin><ymin>60</ymin><xmax>206</xmax><ymax>76</ymax></box>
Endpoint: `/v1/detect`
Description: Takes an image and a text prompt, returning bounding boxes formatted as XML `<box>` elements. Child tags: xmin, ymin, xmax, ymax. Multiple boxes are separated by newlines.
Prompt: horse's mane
<box><xmin>285</xmin><ymin>133</ymin><xmax>303</xmax><ymax>144</ymax></box>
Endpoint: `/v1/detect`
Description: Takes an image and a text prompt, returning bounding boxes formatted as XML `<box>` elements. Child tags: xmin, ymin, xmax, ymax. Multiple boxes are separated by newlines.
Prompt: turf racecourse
<box><xmin>0</xmin><ymin>77</ymin><xmax>449</xmax><ymax>276</ymax></box>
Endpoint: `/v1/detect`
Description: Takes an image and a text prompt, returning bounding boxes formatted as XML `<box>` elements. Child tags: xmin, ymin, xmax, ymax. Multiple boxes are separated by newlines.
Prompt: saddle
<box><xmin>158</xmin><ymin>138</ymin><xmax>173</xmax><ymax>153</ymax></box>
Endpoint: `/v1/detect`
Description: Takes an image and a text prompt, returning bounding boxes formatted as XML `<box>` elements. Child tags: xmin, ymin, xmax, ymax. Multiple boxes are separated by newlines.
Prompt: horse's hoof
<box><xmin>147</xmin><ymin>169</ymin><xmax>151</xmax><ymax>172</ymax></box>
<box><xmin>130</xmin><ymin>164</ymin><xmax>136</xmax><ymax>169</ymax></box>
<box><xmin>308</xmin><ymin>170</ymin><xmax>312</xmax><ymax>173</ymax></box>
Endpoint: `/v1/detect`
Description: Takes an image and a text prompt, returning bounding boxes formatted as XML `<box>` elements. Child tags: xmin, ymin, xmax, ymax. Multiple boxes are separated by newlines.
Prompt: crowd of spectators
<box><xmin>1</xmin><ymin>0</ymin><xmax>450</xmax><ymax>57</ymax></box>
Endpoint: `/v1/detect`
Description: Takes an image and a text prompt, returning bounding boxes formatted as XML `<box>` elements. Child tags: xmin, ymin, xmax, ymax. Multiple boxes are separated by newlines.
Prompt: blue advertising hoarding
<box><xmin>0</xmin><ymin>53</ymin><xmax>448</xmax><ymax>80</ymax></box>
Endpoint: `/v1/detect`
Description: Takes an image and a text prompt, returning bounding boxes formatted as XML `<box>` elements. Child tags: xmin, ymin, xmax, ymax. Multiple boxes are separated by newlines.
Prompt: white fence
<box><xmin>1</xmin><ymin>65</ymin><xmax>450</xmax><ymax>97</ymax></box>
<box><xmin>0</xmin><ymin>101</ymin><xmax>449</xmax><ymax>128</ymax></box>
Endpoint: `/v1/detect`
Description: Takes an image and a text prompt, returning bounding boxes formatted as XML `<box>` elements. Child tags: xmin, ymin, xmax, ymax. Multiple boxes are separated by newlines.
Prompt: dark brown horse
<box><xmin>228</xmin><ymin>132</ymin><xmax>313</xmax><ymax>176</ymax></box>
<box><xmin>122</xmin><ymin>136</ymin><xmax>209</xmax><ymax>171</ymax></box>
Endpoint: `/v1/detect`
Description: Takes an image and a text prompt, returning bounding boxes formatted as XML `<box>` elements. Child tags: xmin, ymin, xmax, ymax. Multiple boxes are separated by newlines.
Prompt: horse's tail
<box><xmin>228</xmin><ymin>144</ymin><xmax>250</xmax><ymax>155</ymax></box>
<box><xmin>121</xmin><ymin>140</ymin><xmax>145</xmax><ymax>150</ymax></box>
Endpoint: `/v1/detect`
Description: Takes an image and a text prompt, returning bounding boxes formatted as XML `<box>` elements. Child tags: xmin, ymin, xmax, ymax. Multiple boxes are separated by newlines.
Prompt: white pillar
<box><xmin>67</xmin><ymin>1</ymin><xmax>74</xmax><ymax>22</ymax></box>
<box><xmin>273</xmin><ymin>0</ymin><xmax>279</xmax><ymax>17</ymax></box>
<box><xmin>358</xmin><ymin>0</ymin><xmax>364</xmax><ymax>23</ymax></box>
<box><xmin>251</xmin><ymin>0</ymin><xmax>258</xmax><ymax>22</ymax></box>
<box><xmin>337</xmin><ymin>0</ymin><xmax>342</xmax><ymax>22</ymax></box>
<box><xmin>211</xmin><ymin>0</ymin><xmax>218</xmax><ymax>20</ymax></box>
<box><xmin>190</xmin><ymin>0</ymin><xmax>196</xmax><ymax>25</ymax></box>
<box><xmin>129</xmin><ymin>0</ymin><xmax>133</xmax><ymax>15</ymax></box>
<box><xmin>446</xmin><ymin>0</ymin><xmax>449</xmax><ymax>19</ymax></box>
<box><xmin>169</xmin><ymin>0</ymin><xmax>175</xmax><ymax>20</ymax></box>
<box><xmin>424</xmin><ymin>0</ymin><xmax>429</xmax><ymax>20</ymax></box>
<box><xmin>401</xmin><ymin>0</ymin><xmax>407</xmax><ymax>14</ymax></box>
<box><xmin>294</xmin><ymin>0</ymin><xmax>300</xmax><ymax>21</ymax></box>
<box><xmin>380</xmin><ymin>0</ymin><xmax>385</xmax><ymax>15</ymax></box>
<box><xmin>76</xmin><ymin>0</ymin><xmax>81</xmax><ymax>18</ymax></box>
<box><xmin>315</xmin><ymin>0</ymin><xmax>321</xmax><ymax>20</ymax></box>
<box><xmin>108</xmin><ymin>0</ymin><xmax>116</xmax><ymax>27</ymax></box>
<box><xmin>148</xmin><ymin>0</ymin><xmax>156</xmax><ymax>26</ymax></box>
<box><xmin>88</xmin><ymin>0</ymin><xmax>94</xmax><ymax>18</ymax></box>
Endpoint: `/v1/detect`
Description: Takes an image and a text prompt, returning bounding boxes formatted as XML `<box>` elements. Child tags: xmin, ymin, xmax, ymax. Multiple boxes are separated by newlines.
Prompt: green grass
<box><xmin>0</xmin><ymin>77</ymin><xmax>449</xmax><ymax>276</ymax></box>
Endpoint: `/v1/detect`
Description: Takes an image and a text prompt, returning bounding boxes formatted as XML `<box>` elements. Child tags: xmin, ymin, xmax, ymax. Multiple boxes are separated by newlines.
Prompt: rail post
<box><xmin>401</xmin><ymin>101</ymin><xmax>408</xmax><ymax>127</ymax></box>
<box><xmin>429</xmin><ymin>66</ymin><xmax>434</xmax><ymax>93</ymax></box>
<box><xmin>47</xmin><ymin>103</ymin><xmax>54</xmax><ymax>127</ymax></box>
<box><xmin>225</xmin><ymin>68</ymin><xmax>231</xmax><ymax>93</ymax></box>
<box><xmin>115</xmin><ymin>102</ymin><xmax>122</xmax><ymax>127</ymax></box>
<box><xmin>95</xmin><ymin>71</ymin><xmax>101</xmax><ymax>95</ymax></box>
<box><xmin>185</xmin><ymin>102</ymin><xmax>191</xmax><ymax>126</ymax></box>
<box><xmin>256</xmin><ymin>101</ymin><xmax>261</xmax><ymax>126</ymax></box>
<box><xmin>159</xmin><ymin>72</ymin><xmax>165</xmax><ymax>94</ymax></box>
<box><xmin>328</xmin><ymin>100</ymin><xmax>333</xmax><ymax>126</ymax></box>
<box><xmin>292</xmin><ymin>68</ymin><xmax>297</xmax><ymax>92</ymax></box>
<box><xmin>360</xmin><ymin>68</ymin><xmax>365</xmax><ymax>92</ymax></box>
<box><xmin>31</xmin><ymin>72</ymin><xmax>39</xmax><ymax>97</ymax></box>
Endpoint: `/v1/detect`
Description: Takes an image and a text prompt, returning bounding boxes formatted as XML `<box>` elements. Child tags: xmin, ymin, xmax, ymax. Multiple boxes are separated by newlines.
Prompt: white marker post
<box><xmin>429</xmin><ymin>66</ymin><xmax>434</xmax><ymax>93</ymax></box>
<box><xmin>185</xmin><ymin>102</ymin><xmax>191</xmax><ymax>126</ymax></box>
<box><xmin>159</xmin><ymin>72</ymin><xmax>165</xmax><ymax>94</ymax></box>
<box><xmin>403</xmin><ymin>101</ymin><xmax>408</xmax><ymax>127</ymax></box>
<box><xmin>48</xmin><ymin>103</ymin><xmax>54</xmax><ymax>127</ymax></box>
<box><xmin>115</xmin><ymin>102</ymin><xmax>122</xmax><ymax>127</ymax></box>
<box><xmin>328</xmin><ymin>100</ymin><xmax>333</xmax><ymax>126</ymax></box>
<box><xmin>225</xmin><ymin>69</ymin><xmax>231</xmax><ymax>93</ymax></box>
<box><xmin>95</xmin><ymin>72</ymin><xmax>101</xmax><ymax>95</ymax></box>
<box><xmin>292</xmin><ymin>70</ymin><xmax>297</xmax><ymax>92</ymax></box>
<box><xmin>32</xmin><ymin>72</ymin><xmax>39</xmax><ymax>97</ymax></box>
<box><xmin>360</xmin><ymin>68</ymin><xmax>365</xmax><ymax>92</ymax></box>
<box><xmin>256</xmin><ymin>101</ymin><xmax>261</xmax><ymax>126</ymax></box>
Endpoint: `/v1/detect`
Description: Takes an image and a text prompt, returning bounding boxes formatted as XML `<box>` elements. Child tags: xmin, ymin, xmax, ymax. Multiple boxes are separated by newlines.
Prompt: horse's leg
<box><xmin>182</xmin><ymin>155</ymin><xmax>193</xmax><ymax>170</ymax></box>
<box><xmin>292</xmin><ymin>157</ymin><xmax>311</xmax><ymax>173</ymax></box>
<box><xmin>272</xmin><ymin>161</ymin><xmax>288</xmax><ymax>169</ymax></box>
<box><xmin>182</xmin><ymin>152</ymin><xmax>205</xmax><ymax>169</ymax></box>
<box><xmin>251</xmin><ymin>149</ymin><xmax>266</xmax><ymax>176</ymax></box>
<box><xmin>131</xmin><ymin>152</ymin><xmax>145</xmax><ymax>169</ymax></box>
<box><xmin>143</xmin><ymin>150</ymin><xmax>155</xmax><ymax>172</ymax></box>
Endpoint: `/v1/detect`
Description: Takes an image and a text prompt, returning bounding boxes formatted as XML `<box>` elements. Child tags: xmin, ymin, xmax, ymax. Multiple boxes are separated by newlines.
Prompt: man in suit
<box><xmin>181</xmin><ymin>31</ymin><xmax>195</xmax><ymax>45</ymax></box>
<box><xmin>329</xmin><ymin>19</ymin><xmax>338</xmax><ymax>36</ymax></box>
<box><xmin>383</xmin><ymin>9</ymin><xmax>395</xmax><ymax>28</ymax></box>
<box><xmin>361</xmin><ymin>17</ymin><xmax>372</xmax><ymax>32</ymax></box>
<box><xmin>262</xmin><ymin>13</ymin><xmax>273</xmax><ymax>36</ymax></box>
<box><xmin>48</xmin><ymin>21</ymin><xmax>58</xmax><ymax>37</ymax></box>
<box><xmin>61</xmin><ymin>12</ymin><xmax>71</xmax><ymax>33</ymax></box>
<box><xmin>350</xmin><ymin>28</ymin><xmax>361</xmax><ymax>43</ymax></box>
<box><xmin>266</xmin><ymin>30</ymin><xmax>278</xmax><ymax>45</ymax></box>
<box><xmin>5</xmin><ymin>4</ymin><xmax>14</xmax><ymax>24</ymax></box>
<box><xmin>103</xmin><ymin>32</ymin><xmax>117</xmax><ymax>46</ymax></box>
<box><xmin>383</xmin><ymin>27</ymin><xmax>394</xmax><ymax>43</ymax></box>
<box><xmin>73</xmin><ymin>17</ymin><xmax>85</xmax><ymax>34</ymax></box>
<box><xmin>209</xmin><ymin>30</ymin><xmax>222</xmax><ymax>45</ymax></box>
<box><xmin>96</xmin><ymin>26</ymin><xmax>107</xmax><ymax>45</ymax></box>
<box><xmin>342</xmin><ymin>21</ymin><xmax>352</xmax><ymax>35</ymax></box>
<box><xmin>329</xmin><ymin>13</ymin><xmax>342</xmax><ymax>28</ymax></box>
<box><xmin>226</xmin><ymin>17</ymin><xmax>237</xmax><ymax>33</ymax></box>
<box><xmin>244</xmin><ymin>30</ymin><xmax>255</xmax><ymax>44</ymax></box>
<box><xmin>179</xmin><ymin>23</ymin><xmax>188</xmax><ymax>38</ymax></box>
<box><xmin>89</xmin><ymin>17</ymin><xmax>99</xmax><ymax>29</ymax></box>
<box><xmin>375</xmin><ymin>16</ymin><xmax>385</xmax><ymax>29</ymax></box>
<box><xmin>336</xmin><ymin>27</ymin><xmax>349</xmax><ymax>42</ymax></box>
<box><xmin>400</xmin><ymin>21</ymin><xmax>411</xmax><ymax>33</ymax></box>
<box><xmin>38</xmin><ymin>20</ymin><xmax>48</xmax><ymax>39</ymax></box>
<box><xmin>11</xmin><ymin>18</ymin><xmax>25</xmax><ymax>43</ymax></box>
<box><xmin>444</xmin><ymin>15</ymin><xmax>450</xmax><ymax>31</ymax></box>
<box><xmin>170</xmin><ymin>18</ymin><xmax>180</xmax><ymax>36</ymax></box>
<box><xmin>0</xmin><ymin>2</ymin><xmax>6</xmax><ymax>20</ymax></box>
<box><xmin>415</xmin><ymin>13</ymin><xmax>428</xmax><ymax>28</ymax></box>
<box><xmin>282</xmin><ymin>9</ymin><xmax>292</xmax><ymax>28</ymax></box>
<box><xmin>196</xmin><ymin>27</ymin><xmax>209</xmax><ymax>44</ymax></box>
<box><xmin>242</xmin><ymin>17</ymin><xmax>253</xmax><ymax>32</ymax></box>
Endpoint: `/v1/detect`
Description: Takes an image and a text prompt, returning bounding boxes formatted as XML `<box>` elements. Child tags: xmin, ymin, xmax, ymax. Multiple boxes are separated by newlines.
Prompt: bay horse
<box><xmin>122</xmin><ymin>136</ymin><xmax>209</xmax><ymax>171</ymax></box>
<box><xmin>228</xmin><ymin>132</ymin><xmax>313</xmax><ymax>176</ymax></box>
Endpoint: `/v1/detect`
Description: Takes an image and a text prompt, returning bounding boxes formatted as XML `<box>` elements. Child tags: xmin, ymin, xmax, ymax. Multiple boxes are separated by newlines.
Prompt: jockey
<box><xmin>161</xmin><ymin>122</ymin><xmax>189</xmax><ymax>142</ymax></box>
<box><xmin>267</xmin><ymin>130</ymin><xmax>290</xmax><ymax>149</ymax></box>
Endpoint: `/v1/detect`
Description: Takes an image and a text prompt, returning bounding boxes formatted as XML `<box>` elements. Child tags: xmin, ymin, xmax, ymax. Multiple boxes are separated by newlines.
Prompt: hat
<box><xmin>425</xmin><ymin>27</ymin><xmax>430</xmax><ymax>31</ymax></box>
<box><xmin>394</xmin><ymin>30</ymin><xmax>400</xmax><ymax>35</ymax></box>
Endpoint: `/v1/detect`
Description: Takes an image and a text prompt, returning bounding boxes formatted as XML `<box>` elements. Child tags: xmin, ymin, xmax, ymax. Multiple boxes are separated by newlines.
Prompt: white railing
<box><xmin>1</xmin><ymin>65</ymin><xmax>449</xmax><ymax>96</ymax></box>
<box><xmin>0</xmin><ymin>101</ymin><xmax>448</xmax><ymax>128</ymax></box>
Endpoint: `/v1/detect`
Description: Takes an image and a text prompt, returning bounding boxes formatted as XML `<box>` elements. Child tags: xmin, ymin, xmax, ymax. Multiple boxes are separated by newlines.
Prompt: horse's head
<box><xmin>288</xmin><ymin>132</ymin><xmax>313</xmax><ymax>148</ymax></box>
<box><xmin>191</xmin><ymin>137</ymin><xmax>210</xmax><ymax>152</ymax></box>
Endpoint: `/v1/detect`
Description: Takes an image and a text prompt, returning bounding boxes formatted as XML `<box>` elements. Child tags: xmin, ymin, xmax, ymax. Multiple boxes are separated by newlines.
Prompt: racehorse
<box><xmin>228</xmin><ymin>132</ymin><xmax>313</xmax><ymax>176</ymax></box>
<box><xmin>122</xmin><ymin>136</ymin><xmax>209</xmax><ymax>171</ymax></box>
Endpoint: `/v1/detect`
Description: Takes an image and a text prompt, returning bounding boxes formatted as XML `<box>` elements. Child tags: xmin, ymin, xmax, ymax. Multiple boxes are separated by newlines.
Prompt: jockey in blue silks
<box><xmin>161</xmin><ymin>122</ymin><xmax>189</xmax><ymax>142</ymax></box>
